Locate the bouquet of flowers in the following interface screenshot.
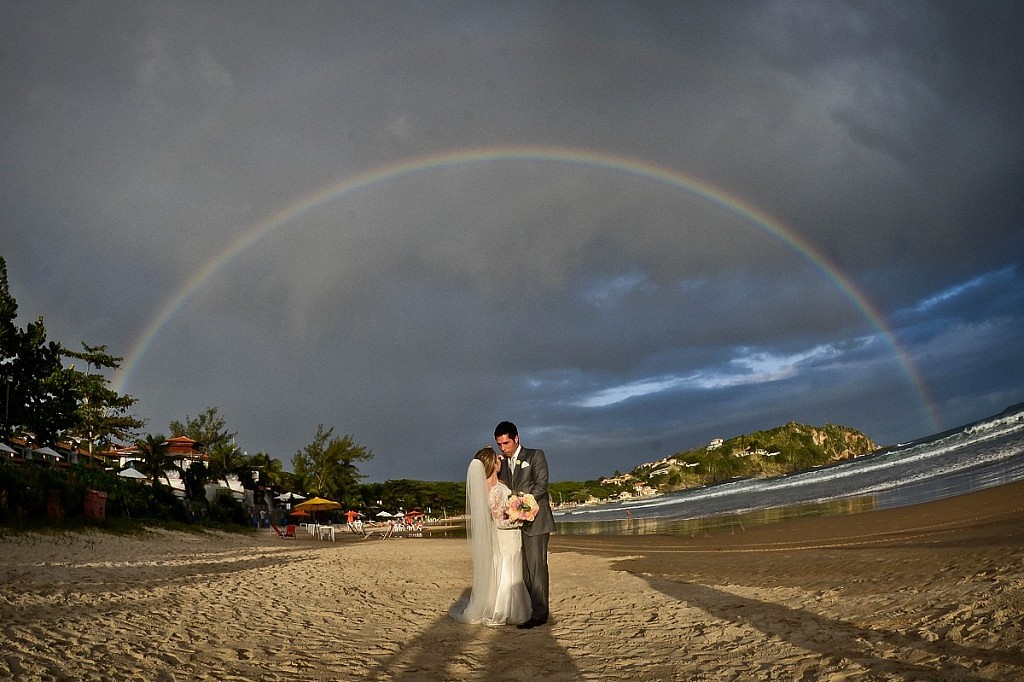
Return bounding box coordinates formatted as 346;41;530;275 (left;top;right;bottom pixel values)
506;492;540;523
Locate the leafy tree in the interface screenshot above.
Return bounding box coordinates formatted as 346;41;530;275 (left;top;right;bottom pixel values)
377;478;424;512
2;257;66;442
0;258;17;347
549;481;591;505
355;479;465;516
62;343;145;451
291;424;372;502
21;330;78;444
423;480;464;517
0;282;67;444
170;406;236;451
360;481;385;509
0;258;142;446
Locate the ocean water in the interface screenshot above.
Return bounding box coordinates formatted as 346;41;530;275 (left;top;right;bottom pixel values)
554;405;1024;536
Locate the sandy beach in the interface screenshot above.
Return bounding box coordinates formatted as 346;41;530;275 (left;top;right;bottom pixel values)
2;482;1023;681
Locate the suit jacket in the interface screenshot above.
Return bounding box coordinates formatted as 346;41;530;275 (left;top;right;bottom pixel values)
501;447;556;536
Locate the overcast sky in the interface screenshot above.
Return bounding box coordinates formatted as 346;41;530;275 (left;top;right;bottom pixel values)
3;1;1022;482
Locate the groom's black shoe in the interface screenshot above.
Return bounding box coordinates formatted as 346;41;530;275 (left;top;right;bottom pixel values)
517;616;548;630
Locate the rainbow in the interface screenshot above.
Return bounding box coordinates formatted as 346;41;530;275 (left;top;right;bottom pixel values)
112;144;939;430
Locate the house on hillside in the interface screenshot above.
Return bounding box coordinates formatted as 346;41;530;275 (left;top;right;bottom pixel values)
632;482;658;497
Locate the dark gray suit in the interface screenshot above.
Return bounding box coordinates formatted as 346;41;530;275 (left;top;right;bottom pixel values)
502;446;555;621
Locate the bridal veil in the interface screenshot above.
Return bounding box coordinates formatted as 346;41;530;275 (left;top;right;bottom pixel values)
449;458;499;623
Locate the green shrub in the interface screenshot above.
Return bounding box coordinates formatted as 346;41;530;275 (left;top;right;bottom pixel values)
1;463;190;528
208;490;248;525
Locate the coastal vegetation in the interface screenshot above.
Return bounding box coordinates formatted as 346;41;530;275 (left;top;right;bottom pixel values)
1;254;877;529
0;256;381;529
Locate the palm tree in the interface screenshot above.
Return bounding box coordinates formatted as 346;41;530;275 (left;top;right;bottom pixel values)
135;433;179;487
207;441;245;488
244;451;287;490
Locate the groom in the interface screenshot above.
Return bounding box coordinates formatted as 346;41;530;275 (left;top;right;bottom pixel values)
495;420;556;629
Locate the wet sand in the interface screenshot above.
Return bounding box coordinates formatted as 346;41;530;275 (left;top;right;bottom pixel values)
2;481;1022;680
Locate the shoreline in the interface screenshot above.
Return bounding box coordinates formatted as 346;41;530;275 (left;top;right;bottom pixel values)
551;477;1024;554
1;481;1021;680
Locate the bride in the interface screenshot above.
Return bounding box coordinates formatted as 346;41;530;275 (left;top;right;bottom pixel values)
450;446;531;626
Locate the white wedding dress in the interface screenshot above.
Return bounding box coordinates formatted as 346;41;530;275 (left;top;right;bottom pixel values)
450;460;531;626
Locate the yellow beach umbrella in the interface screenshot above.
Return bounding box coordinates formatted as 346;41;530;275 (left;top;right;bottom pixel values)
293;496;342;513
293;496;341;524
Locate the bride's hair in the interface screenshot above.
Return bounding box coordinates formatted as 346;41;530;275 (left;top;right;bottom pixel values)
474;446;499;477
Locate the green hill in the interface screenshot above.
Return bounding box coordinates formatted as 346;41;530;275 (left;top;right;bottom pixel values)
551;422;877;505
637;422;877;492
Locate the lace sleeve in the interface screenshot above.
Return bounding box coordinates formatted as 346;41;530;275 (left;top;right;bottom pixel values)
489;483;518;529
487;484;504;523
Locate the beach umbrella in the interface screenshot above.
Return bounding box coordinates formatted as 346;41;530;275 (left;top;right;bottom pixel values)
34;446;65;460
118;466;147;479
0;442;17;454
293;496;342;524
288;509;310;518
275;492;305;502
376;511;393;518
293;496;342;513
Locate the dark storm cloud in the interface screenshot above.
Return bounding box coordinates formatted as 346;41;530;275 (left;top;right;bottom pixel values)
2;1;1021;481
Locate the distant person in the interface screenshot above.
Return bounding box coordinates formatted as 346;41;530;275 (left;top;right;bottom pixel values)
450;446;531;626
345;509;364;535
495;420;556;629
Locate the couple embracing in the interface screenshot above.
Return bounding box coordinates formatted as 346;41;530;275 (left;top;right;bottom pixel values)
451;421;555;629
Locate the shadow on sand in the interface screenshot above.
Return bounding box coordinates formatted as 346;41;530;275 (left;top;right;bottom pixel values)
362;588;580;681
643;577;1024;678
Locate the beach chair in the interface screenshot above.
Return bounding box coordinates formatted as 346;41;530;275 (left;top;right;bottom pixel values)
271;523;296;539
363;523;395;540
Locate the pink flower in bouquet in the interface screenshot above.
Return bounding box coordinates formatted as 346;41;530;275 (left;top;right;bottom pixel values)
506;493;539;522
